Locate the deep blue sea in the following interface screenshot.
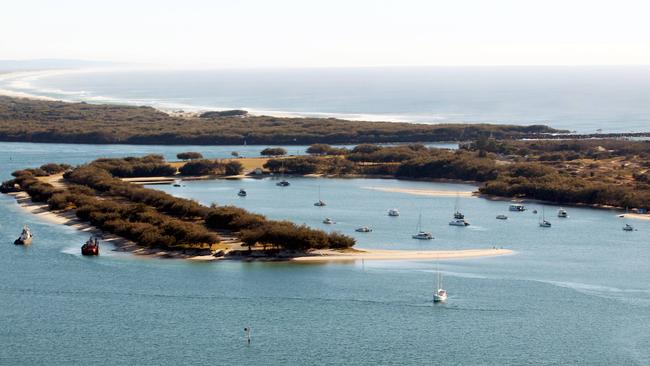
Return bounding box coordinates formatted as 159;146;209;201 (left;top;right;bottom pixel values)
1;142;649;365
2;66;650;133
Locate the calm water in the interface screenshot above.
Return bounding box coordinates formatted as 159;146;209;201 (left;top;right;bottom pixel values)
2;66;650;133
1;142;649;365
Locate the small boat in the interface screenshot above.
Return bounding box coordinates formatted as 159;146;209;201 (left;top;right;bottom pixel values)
314;185;326;206
388;208;400;217
557;208;568;218
14;225;33;245
433;269;447;303
355;226;372;233
532;209;538;214
453;193;465;219
449;218;470;226
539;208;551;227
238;189;247;197
496;214;508;220
623;224;635;232
412;213;433;240
81;236;100;256
172;179;182;187
276;180;290;187
509;203;526;212
323;218;335;224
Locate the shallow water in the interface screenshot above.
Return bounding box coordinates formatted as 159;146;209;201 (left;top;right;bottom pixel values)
1;143;649;365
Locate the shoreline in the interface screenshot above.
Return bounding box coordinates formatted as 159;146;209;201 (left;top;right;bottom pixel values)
7;191;513;263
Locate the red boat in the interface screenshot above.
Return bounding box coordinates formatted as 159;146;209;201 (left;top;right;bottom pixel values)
81;236;100;256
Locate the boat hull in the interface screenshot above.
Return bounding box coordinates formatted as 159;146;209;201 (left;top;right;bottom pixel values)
81;246;99;256
14;237;32;245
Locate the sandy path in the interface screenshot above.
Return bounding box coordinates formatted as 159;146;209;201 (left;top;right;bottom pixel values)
618;213;650;221
292;248;512;262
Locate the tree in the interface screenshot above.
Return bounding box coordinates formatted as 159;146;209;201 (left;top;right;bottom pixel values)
260;147;287;157
177;152;203;160
225;161;244;176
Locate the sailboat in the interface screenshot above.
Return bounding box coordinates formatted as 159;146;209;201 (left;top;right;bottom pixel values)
412;213;433;240
314;185;326;206
539;208;552;227
276;160;290;187
433;263;447;303
557;208;568;218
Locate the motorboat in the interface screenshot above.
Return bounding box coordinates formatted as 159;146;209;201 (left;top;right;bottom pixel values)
276;180;290;187
238;189;247;197
558;208;568;218
14;225;33;245
496;214;508;220
323;218;335;224
388;208;400;217
449;218;470;226
412;214;433;240
172;179;182;187
623;224;635;231
81;236;100;256
509;203;526;212
355;226;372;233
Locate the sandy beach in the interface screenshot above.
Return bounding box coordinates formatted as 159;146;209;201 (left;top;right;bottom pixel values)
292;248;513;262
362;186;476;197
8;191;511;262
618;213;650;221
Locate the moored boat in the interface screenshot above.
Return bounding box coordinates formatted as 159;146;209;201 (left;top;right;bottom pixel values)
355;226;372;233
496;214;508;220
509;203;526;212
14;225;33;245
238;188;247;197
81;236;100;256
449;218;470;226
388;208;400;217
433;269;447;303
412;213;433;239
558;208;568;218
323;218;335;224
623;224;635;231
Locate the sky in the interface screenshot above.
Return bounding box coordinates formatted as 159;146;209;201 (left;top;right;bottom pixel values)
1;0;650;67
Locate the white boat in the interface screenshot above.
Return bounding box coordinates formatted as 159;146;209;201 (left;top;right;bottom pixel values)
509;203;526;212
496;214;508;220
558;208;568;218
172;179;182;187
355;226;372;233
539;208;551;227
432;268;447;303
314;185;326;206
412;213;433;240
14;225;33;245
388;208;400;217
323;218;335;224
275;161;290;186
449;218;470;226
623;224;635;231
238;189;247;197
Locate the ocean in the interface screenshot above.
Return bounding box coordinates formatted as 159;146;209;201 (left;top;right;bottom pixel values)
2;66;650;133
0;142;649;365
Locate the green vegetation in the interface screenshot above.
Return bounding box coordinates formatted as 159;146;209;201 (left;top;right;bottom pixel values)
260;147;287;157
0;96;562;145
265;142;650;210
176;152;203;160
2;155;355;253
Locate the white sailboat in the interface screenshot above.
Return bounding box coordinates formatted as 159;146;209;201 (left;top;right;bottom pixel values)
276;160;290;186
314;185;326;206
412;213;433;240
433;263;447;303
539;208;552;227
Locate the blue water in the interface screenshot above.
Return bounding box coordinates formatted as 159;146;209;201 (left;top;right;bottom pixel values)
3;66;650;134
1;142;650;365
